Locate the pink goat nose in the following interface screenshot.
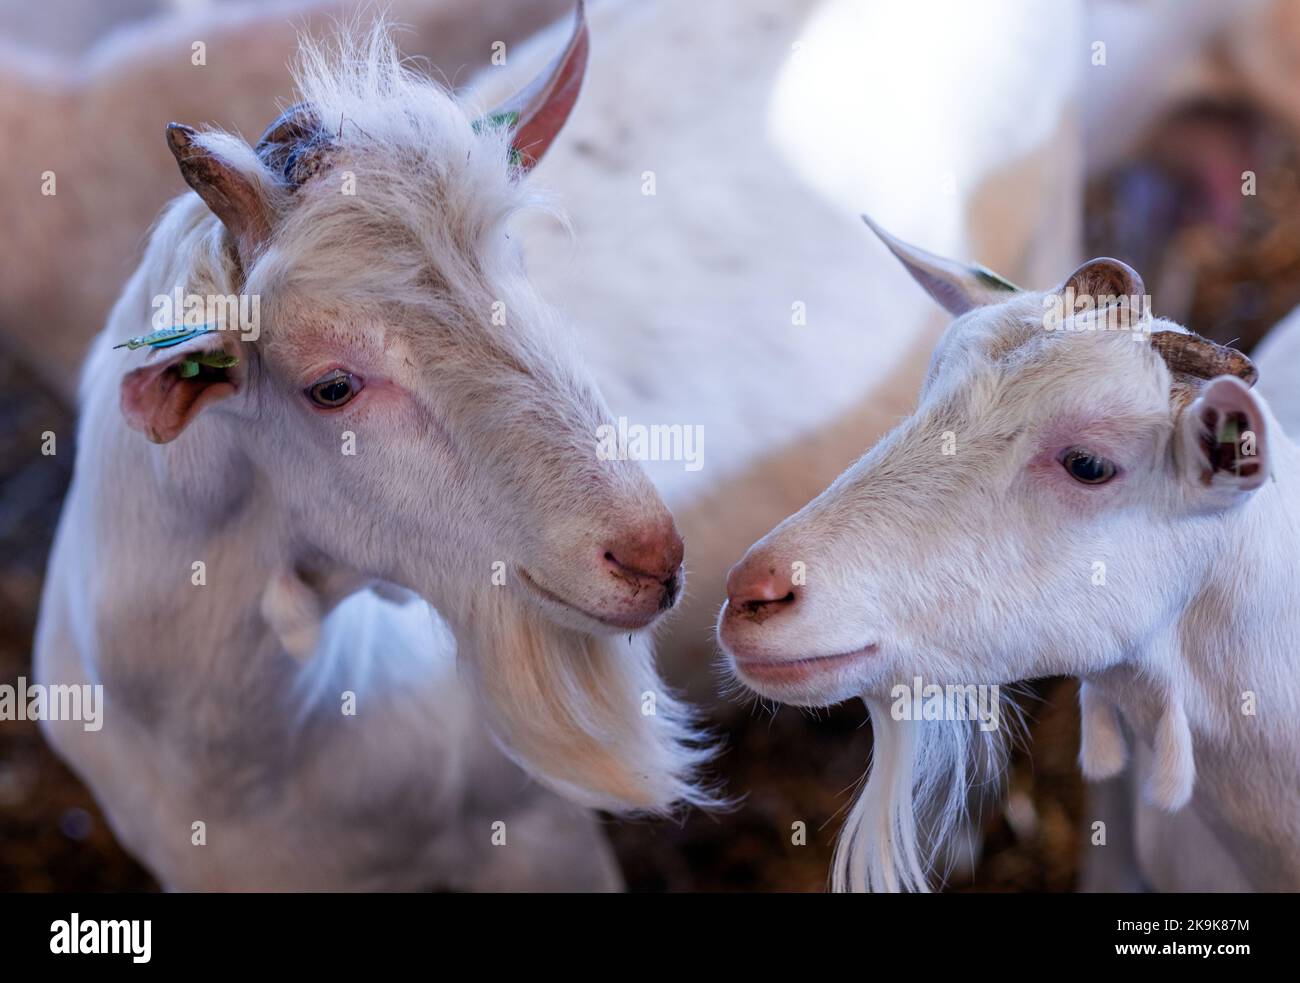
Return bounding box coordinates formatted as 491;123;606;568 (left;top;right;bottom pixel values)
603;520;685;584
726;557;797;614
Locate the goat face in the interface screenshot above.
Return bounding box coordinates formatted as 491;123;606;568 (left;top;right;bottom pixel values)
122;4;683;636
718;226;1269;708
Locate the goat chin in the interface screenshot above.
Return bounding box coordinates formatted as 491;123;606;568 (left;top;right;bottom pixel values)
832;697;1007;893
453;588;716;815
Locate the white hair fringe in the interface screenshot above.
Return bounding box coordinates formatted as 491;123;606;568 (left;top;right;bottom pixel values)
832;696;1009;892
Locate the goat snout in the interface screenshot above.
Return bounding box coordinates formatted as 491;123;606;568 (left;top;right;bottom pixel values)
725;556;797;622
602;520;684;584
599;520;685;615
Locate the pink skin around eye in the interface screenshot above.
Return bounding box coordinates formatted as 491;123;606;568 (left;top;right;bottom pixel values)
299;364;415;421
289;327;421;423
303;366;365;411
296;359;461;463
1023;416;1137;504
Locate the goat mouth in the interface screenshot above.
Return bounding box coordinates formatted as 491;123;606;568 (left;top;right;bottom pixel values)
731;645;878;686
516;567;660;632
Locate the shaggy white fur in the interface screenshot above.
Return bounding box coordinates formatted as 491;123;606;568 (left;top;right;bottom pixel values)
35;15;710;891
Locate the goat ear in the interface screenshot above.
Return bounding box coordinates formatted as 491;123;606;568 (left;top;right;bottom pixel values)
166;123;273;265
120;335;242;444
1175;375;1270;509
861;214;1019;316
481;0;588;173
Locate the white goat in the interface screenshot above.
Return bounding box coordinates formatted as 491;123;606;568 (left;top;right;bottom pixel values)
35;7;710;891
719;219;1300;892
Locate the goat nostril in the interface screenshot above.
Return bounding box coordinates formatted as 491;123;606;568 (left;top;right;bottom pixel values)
724;558;798;617
603;536;683;584
660;571;681;611
741;590;796;614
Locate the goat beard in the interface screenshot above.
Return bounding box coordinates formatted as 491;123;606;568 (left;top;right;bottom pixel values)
831;697;1008;893
452;588;714;815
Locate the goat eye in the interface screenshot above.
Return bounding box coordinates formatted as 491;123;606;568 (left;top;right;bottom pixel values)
306;371;360;408
1061;448;1116;485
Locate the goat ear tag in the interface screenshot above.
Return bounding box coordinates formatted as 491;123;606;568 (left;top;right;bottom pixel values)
1216;416;1240;446
114;325;216;351
119;337;240;444
116;325;238;383
471;110;519;135
181;351;240;374
472;111;523;167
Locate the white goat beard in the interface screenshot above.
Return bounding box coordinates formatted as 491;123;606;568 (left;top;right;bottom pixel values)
456;590;712;814
832;697;1005;893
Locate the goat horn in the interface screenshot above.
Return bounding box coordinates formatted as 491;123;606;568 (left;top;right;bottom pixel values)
255;102;331;188
1150;330;1258;387
481;0;589;172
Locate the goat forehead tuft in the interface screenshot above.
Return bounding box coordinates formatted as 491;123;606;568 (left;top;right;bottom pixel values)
255;20;535;289
918;307;1176;445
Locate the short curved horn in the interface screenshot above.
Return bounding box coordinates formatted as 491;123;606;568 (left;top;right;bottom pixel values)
1151;331;1258;387
255;102;332;188
483;0;589;172
1060;257;1145;302
166;123;272;265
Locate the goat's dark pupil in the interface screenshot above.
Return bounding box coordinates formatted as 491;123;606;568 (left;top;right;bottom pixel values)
1067;452;1109;483
1074;457;1101;479
321;379;349;402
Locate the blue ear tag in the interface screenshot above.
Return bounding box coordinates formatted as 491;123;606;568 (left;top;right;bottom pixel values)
113;324;238;376
114;324;216;351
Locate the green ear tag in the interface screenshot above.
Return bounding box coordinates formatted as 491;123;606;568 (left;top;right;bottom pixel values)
471;111;524;167
1218;417;1240;446
193;352;239;369
177;352;238;378
116;322;236;379
471;110;519;135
